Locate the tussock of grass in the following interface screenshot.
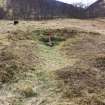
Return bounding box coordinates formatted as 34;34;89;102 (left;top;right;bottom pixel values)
8;30;33;41
0;20;104;105
16;82;37;98
93;55;105;71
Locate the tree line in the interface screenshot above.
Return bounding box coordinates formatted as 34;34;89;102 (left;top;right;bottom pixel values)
0;0;104;20
0;0;86;20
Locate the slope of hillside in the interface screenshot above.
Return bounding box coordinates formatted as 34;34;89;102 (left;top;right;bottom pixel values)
0;19;105;105
5;0;82;19
3;0;105;19
2;0;105;19
86;0;105;18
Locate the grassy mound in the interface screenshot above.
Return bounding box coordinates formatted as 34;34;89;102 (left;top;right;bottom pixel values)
56;54;105;105
56;64;105;96
61;32;103;58
56;29;105;105
0;41;39;83
8;30;34;41
15;81;37;98
93;54;105;71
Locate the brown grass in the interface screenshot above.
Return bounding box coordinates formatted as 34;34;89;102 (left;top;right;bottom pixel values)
0;40;39;83
7;30;33;41
0;19;105;105
55;28;105;105
56;53;105;104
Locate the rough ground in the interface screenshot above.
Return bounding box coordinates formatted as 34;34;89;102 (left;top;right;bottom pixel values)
0;19;105;105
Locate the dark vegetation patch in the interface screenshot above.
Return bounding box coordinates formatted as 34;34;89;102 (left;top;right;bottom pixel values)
93;54;105;71
0;41;39;83
39;36;65;46
15;82;37;98
32;28;101;47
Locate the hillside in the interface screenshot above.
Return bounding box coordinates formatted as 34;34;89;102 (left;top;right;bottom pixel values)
5;0;81;19
1;0;105;19
86;0;105;18
0;18;105;105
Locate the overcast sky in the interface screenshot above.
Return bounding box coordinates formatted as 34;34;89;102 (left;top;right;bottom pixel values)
58;0;97;6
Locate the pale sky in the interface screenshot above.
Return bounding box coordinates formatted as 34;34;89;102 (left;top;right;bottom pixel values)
58;0;97;6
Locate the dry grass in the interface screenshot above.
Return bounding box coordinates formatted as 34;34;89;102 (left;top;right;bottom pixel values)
8;30;34;41
55;27;105;105
61;31;103;58
0;39;39;83
15;82;37;98
56;54;105;105
0;19;105;105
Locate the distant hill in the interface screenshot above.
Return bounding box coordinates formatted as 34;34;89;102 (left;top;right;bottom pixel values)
86;0;105;18
2;0;105;19
4;0;84;20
